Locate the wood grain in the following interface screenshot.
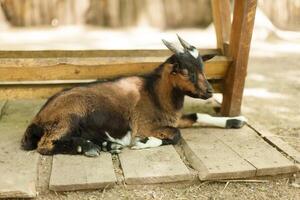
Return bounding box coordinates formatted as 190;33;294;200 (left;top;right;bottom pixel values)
211;0;231;54
211;126;298;176
247;120;300;163
49;153;117;191
0;49;219;58
0;100;44;198
119;146;193;184
0;55;230;82
221;0;257;116
181;128;256;180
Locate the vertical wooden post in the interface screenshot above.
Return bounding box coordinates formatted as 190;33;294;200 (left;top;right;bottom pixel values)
221;0;257;116
211;0;231;55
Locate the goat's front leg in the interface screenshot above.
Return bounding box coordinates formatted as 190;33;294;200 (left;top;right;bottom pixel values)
177;113;247;129
131;126;181;150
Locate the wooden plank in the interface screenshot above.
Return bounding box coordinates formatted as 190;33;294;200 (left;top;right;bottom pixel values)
265;136;300;164
181;128;256;180
221;0;257;116
49;153;117;191
0;48;220;58
248;120;300;163
0;56;230;82
0;81;223;100
211;0;231;54
211;126;298;176
119;145;193;184
0;100;6;115
0;100;44;198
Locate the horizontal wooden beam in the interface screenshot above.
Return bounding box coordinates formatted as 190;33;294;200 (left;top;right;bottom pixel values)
0;56;230;82
0;49;228;99
0;49;220;58
0;81;223;99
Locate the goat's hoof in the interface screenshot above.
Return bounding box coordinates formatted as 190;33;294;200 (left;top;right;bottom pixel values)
109;143;123;154
84;148;100;157
226;116;247;129
83;142;101;157
109;149;122;154
101;141;123;153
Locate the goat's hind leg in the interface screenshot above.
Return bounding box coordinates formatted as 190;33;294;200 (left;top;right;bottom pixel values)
131;126;181;150
101;141;123;154
55;137;102;157
38;133;101;157
178;113;247;128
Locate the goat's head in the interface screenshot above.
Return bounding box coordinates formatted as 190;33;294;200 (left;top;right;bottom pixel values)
162;35;215;100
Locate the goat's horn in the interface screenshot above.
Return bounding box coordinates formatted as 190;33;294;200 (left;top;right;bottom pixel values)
162;39;183;54
177;34;192;49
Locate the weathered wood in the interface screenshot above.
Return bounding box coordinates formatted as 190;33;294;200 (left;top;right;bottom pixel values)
265;136;300;164
49;153;117;191
0;101;6;114
211;0;231;54
247;120;300;163
211;126;298;176
0;80;223;100
0;49;219;58
0;85;69;99
0;55;229;82
221;0;257;116
119;145;193;184
0;100;44;198
181;128;256;180
0;51;228;99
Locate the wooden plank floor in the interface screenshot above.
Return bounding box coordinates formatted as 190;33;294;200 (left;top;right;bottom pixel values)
181;127;298;180
0;100;299;198
210;126;297;176
49;154;117;191
0;100;44;198
119;146;193;184
181;129;256;180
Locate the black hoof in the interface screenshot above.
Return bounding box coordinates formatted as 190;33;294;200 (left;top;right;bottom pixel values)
101;141;123;154
225;119;246;129
82;141;101;157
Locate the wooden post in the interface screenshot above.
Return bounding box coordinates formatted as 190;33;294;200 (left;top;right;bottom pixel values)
221;0;257;116
211;0;231;55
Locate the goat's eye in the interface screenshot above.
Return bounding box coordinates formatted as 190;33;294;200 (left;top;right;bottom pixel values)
181;69;189;76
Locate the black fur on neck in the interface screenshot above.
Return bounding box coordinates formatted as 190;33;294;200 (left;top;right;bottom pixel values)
143;55;184;111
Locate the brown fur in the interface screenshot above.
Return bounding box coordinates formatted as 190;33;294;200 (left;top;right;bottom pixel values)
21;53;214;155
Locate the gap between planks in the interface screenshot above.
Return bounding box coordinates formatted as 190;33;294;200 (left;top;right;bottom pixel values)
214;96;300;165
247;120;300;164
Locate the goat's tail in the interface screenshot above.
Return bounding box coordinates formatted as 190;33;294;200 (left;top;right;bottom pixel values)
21;123;44;150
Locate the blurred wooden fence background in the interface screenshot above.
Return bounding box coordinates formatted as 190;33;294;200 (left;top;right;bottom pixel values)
0;0;212;28
0;0;299;30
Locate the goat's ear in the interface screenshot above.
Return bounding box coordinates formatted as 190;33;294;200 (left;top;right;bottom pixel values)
202;54;216;62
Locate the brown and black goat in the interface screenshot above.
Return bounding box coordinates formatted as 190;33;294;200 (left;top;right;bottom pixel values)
21;35;247;157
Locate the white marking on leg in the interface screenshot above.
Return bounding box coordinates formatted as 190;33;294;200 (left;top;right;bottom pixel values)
105;131;131;146
102;141;107;147
77;146;82;153
131;137;162;150
194;113;247;128
111;143;123;150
